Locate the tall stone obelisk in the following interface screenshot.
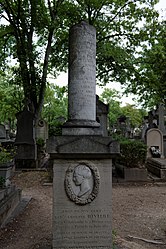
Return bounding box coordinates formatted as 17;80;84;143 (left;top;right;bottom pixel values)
63;21;100;135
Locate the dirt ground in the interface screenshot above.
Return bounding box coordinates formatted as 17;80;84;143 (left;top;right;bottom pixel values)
0;171;166;249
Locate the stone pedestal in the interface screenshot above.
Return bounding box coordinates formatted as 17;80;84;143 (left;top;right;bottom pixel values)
47;136;119;249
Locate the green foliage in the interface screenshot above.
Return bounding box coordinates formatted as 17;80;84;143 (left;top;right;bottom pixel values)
124;20;166;108
36;138;45;148
0;73;23;127
100;88;123;127
0;146;13;165
112;229;117;249
119;140;147;168
42;84;68;135
0;0;161;117
121;104;147;128
100;88;147;129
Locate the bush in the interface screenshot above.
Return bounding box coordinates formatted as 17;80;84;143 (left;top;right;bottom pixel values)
118;140;147;168
0;146;13;165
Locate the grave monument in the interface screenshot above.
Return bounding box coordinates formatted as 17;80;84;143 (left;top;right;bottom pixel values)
15;107;37;168
47;21;119;249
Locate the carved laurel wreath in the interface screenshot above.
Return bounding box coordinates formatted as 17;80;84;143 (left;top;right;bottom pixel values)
64;162;100;205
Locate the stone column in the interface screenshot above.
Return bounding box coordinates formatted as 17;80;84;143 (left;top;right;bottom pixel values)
63;21;100;135
68;21;96;121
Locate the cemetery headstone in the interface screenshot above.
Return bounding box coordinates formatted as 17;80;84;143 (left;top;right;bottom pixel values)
47;21;119;249
15;108;35;145
146;128;163;158
36;119;48;142
96;95;109;136
15;108;37;164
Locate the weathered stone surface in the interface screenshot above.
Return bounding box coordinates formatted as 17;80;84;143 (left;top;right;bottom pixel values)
48;21;120;249
62;126;101;136
115;164;147;182
15;144;37;160
47;135;119;158
96;95;109;136
0;187;22;227
146;158;166;179
68;21;96;122
146;158;166;169
36;120;48;141
53;159;112;249
15;108;35;145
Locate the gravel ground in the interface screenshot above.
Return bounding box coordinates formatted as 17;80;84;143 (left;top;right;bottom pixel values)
0;171;166;249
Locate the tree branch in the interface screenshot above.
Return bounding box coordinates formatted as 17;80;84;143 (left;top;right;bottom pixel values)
37;28;54;118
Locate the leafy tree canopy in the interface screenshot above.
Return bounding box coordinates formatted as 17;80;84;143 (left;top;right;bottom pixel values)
0;0;160;118
42;83;67;135
124;20;166;109
100;88;147;129
0;72;23;128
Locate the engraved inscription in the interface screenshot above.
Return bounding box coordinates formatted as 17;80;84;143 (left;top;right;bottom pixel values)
54;208;112;248
65;162;100;205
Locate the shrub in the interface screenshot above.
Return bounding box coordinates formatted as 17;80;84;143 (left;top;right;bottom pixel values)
118;140;147;168
0;146;13;165
36;138;45;147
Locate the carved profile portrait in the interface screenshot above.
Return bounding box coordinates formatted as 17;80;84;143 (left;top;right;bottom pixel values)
65;162;100;205
73;165;92;197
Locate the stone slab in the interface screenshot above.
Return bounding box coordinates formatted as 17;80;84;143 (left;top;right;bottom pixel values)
47;135;119;159
146;158;166;169
53;159;112;249
3;196;31;227
146;159;166;179
116;164;147;181
0;187;22;227
62;126;102;135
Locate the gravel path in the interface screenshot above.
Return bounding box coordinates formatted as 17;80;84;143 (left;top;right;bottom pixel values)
0;171;166;249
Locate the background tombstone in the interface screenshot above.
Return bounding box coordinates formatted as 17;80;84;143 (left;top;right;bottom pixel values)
96;95;109;136
47;21;119;249
146;128;163;158
36;119;48;142
36;120;49;168
157;104;166;157
15;108;37;168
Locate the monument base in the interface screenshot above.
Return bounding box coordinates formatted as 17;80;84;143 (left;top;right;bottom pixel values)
47;135;119;249
52;158;112;249
62;127;102;135
62;119;102;135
